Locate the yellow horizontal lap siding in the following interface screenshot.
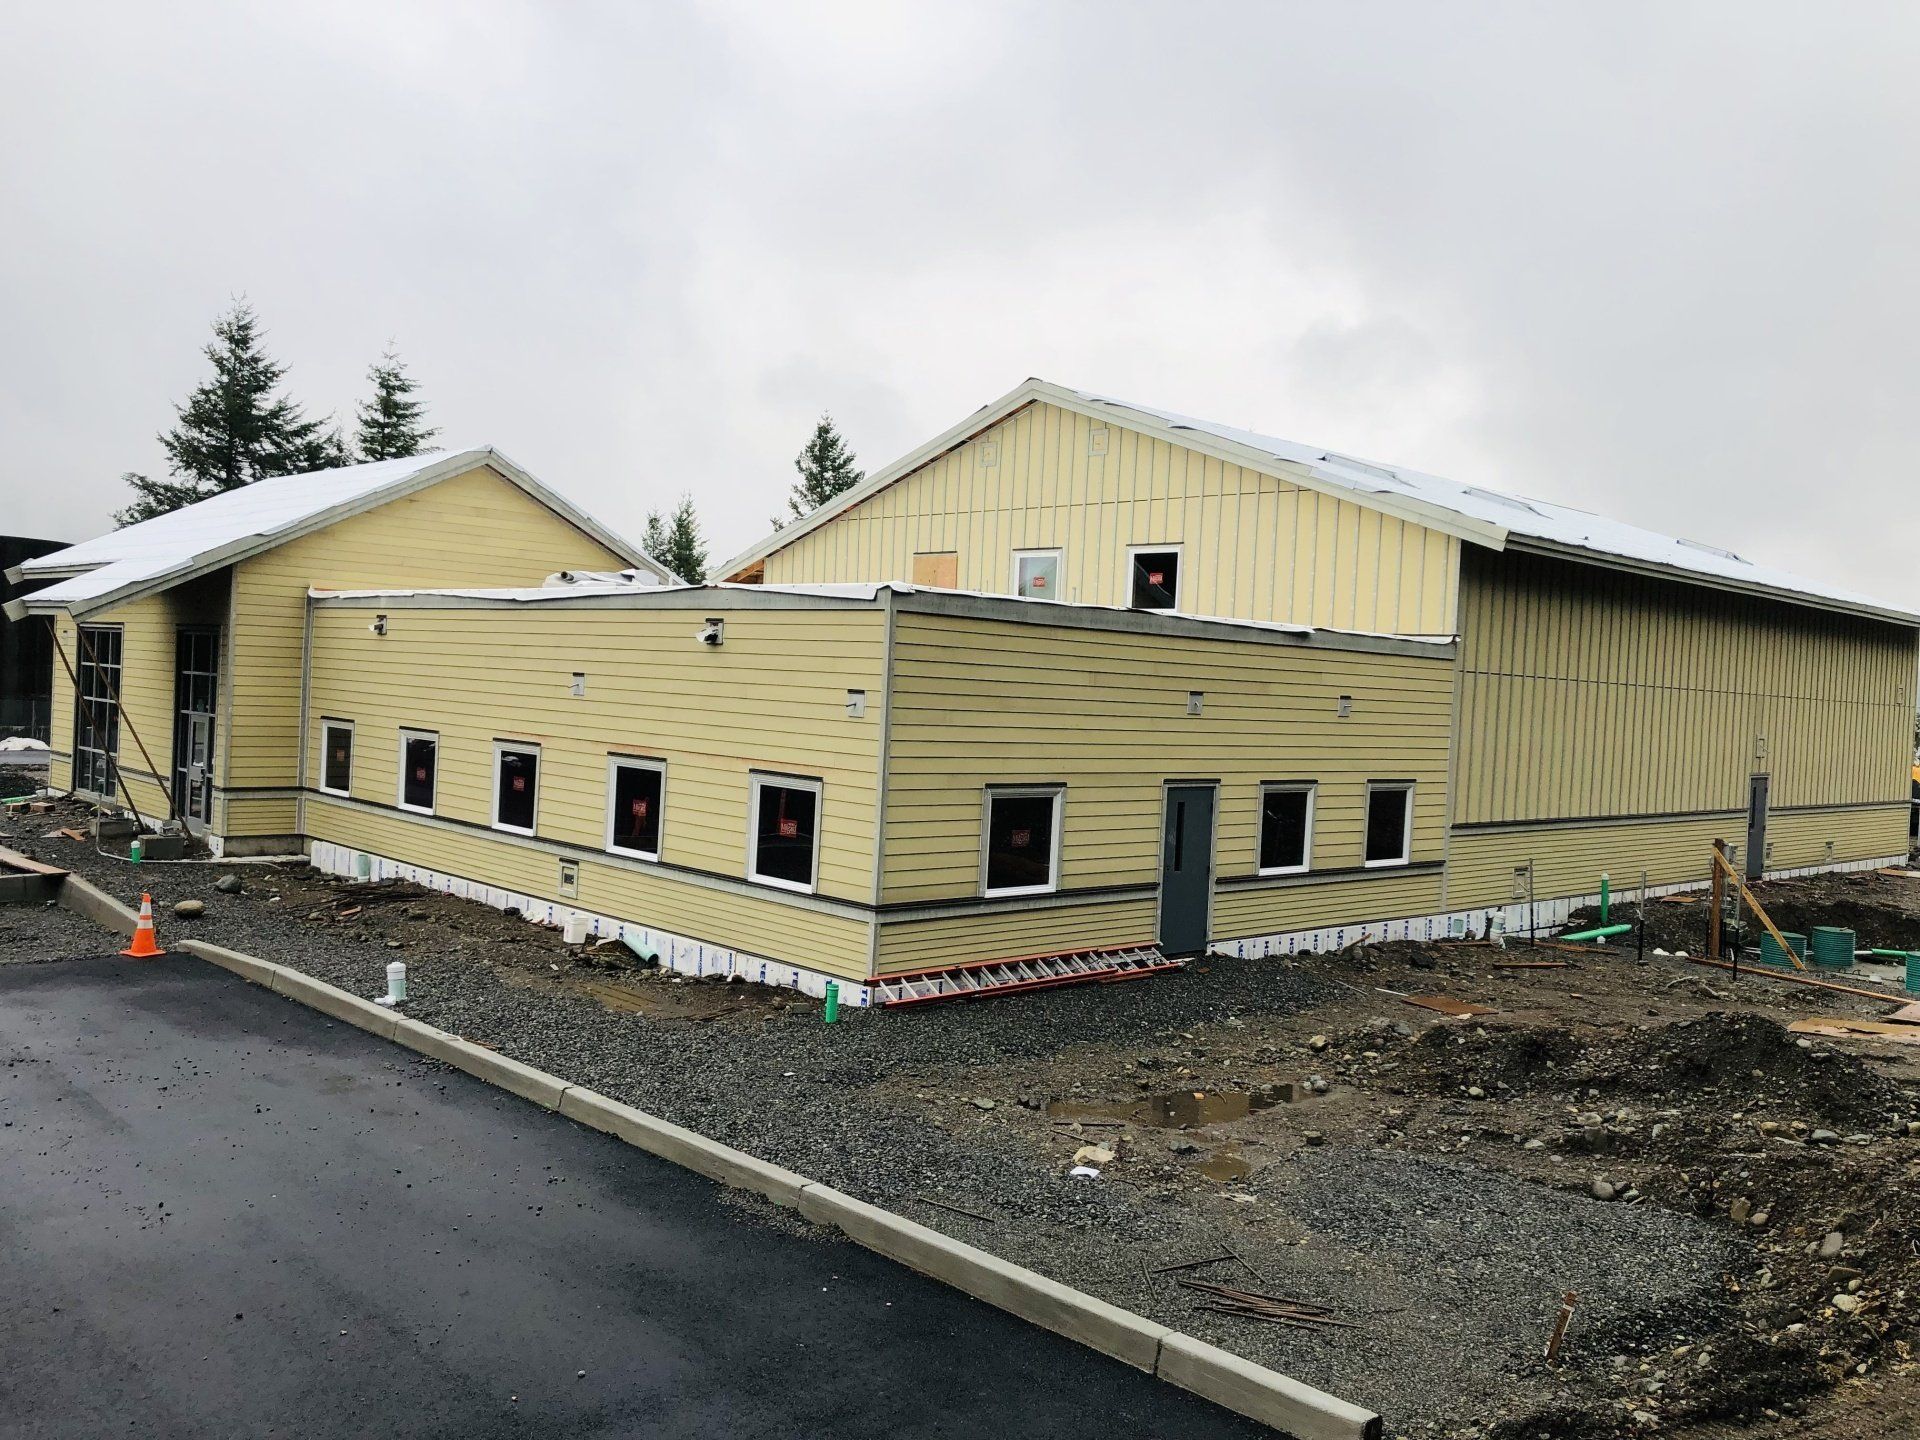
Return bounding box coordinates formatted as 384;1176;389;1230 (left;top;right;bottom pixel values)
1455;549;1918;827
305;798;874;979
223;466;627;836
219;795;299;838
762;401;1460;632
1446;804;1908;913
1764;804;1907;872
873;899;1157;975
302;602;887;978
876;609;1454;967
1210;866;1447;939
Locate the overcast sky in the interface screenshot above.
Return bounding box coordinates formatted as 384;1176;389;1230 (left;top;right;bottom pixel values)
5;2;1917;600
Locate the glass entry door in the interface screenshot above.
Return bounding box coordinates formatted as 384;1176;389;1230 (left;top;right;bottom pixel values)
172;628;220;827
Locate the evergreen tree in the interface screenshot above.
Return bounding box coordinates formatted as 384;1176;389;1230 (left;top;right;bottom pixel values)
775;413;863;527
645;495;708;583
642;510;671;562
117;301;349;525
355;346;438;461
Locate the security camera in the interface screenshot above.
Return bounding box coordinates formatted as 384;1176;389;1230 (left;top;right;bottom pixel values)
697;618;724;647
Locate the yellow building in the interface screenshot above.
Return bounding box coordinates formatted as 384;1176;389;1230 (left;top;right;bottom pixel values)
13;388;1916;1006
7;448;667;855
721;380;1920;959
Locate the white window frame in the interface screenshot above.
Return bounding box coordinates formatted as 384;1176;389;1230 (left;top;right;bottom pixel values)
1010;547;1064;601
747;774;823;895
1126;542;1184;611
604;754;666;861
491;739;542;836
980;784;1066;899
1256;781;1316;876
318;719;355;798
396;728;438;815
1363;781;1415;868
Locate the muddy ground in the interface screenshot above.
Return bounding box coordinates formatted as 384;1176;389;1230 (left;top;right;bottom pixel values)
7;796;1920;1438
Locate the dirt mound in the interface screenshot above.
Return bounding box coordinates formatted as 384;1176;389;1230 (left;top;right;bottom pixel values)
1602;1012;1906;1128
1402;1021;1583;1092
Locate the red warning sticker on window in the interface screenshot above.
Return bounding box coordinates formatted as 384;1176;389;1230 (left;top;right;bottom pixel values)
1011;828;1032;847
1031;575;1047;589
779;818;799;839
512;775;526;792
414;767;428;781
631;798;649;818
1147;571;1165;585
333;747;346;762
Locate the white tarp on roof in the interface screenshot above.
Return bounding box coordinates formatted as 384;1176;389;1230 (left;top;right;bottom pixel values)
19;452;462;609
1068;386;1916;622
16;448;669;614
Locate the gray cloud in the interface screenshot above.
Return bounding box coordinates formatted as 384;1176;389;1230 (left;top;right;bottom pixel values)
4;1;1917;608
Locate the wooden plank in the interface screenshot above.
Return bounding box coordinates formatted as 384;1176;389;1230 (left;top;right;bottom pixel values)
1401;993;1497;1017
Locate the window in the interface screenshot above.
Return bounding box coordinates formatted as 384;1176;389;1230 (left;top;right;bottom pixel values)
493;742;540;834
606;756;665;859
320;721;354;796
72;624;123;798
749;775;821;893
398;730;438;814
1364;782;1414;866
982;786;1063;897
1128;547;1181;610
1012;549;1062;600
1258;783;1315;875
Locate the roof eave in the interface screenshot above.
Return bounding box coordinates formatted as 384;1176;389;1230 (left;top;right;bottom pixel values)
1505;536;1920;627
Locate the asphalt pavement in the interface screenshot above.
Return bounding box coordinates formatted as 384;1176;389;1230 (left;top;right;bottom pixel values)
0;953;1270;1439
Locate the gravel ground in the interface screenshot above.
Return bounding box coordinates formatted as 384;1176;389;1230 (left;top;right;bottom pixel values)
0;899;113;965
0;808;1746;1436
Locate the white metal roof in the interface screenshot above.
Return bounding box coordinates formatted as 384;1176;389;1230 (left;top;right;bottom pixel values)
719;379;1920;627
305;578;1458;655
10;447;669;618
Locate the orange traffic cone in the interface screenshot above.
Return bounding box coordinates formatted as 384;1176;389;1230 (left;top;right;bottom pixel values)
121;892;166;959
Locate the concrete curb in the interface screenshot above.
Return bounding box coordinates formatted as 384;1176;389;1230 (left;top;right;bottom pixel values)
558;1087;811;1208
59;900;1379;1437
797;1182;1171;1372
176;938;285;988
58;874;139;935
1158;1333;1383;1440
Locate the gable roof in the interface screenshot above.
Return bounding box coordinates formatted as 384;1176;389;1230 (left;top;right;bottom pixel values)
720;379;1919;627
6;447;669;620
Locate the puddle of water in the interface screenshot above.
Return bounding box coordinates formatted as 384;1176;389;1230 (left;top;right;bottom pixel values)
1047;1086;1279;1129
1193;1149;1251;1182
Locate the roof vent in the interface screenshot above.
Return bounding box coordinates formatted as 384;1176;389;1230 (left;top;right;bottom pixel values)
1675;537;1746;564
1319;452;1402;483
1462;486;1543;516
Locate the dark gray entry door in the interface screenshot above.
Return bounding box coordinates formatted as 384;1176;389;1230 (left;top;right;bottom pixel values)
1746;773;1770;880
1158;784;1216;958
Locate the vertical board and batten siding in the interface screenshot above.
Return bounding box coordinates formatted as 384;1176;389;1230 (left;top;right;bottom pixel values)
223;467;627;837
43;574;228;821
302;603;886;978
1448;549;1918;909
874;609;1456;972
760;401;1460;633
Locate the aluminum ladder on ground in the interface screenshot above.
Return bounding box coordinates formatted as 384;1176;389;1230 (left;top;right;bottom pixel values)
870;943;1183;1007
